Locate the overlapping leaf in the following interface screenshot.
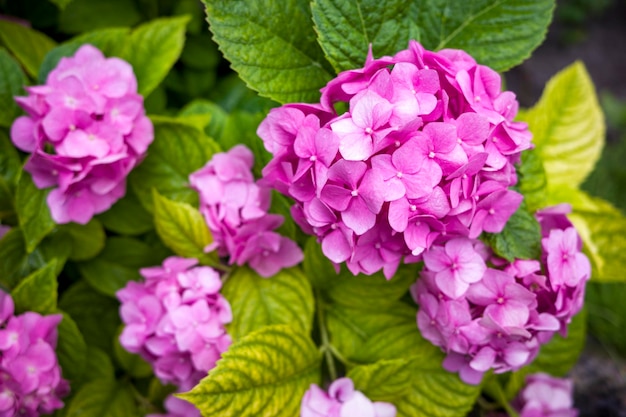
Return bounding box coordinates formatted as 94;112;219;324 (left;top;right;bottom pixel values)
204;0;334;104
56;311;88;383
482;205;542;262
12;259;58;314
0;48;27;128
65;379;138;417
15;172;55;253
0;20;56;77
181;325;321;417
221;267;315;341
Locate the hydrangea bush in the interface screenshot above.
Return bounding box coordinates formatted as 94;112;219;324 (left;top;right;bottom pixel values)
0;0;623;417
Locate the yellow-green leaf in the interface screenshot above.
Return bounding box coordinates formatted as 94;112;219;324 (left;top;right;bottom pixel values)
520;61;605;188
0;20;56;78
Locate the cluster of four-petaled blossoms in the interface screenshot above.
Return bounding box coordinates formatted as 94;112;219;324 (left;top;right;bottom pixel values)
258;40;531;278
0;291;68;417
10;44;153;224
414;205;590;384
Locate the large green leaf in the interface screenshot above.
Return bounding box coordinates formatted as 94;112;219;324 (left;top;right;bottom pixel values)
311;0;420;72
120;16;190;96
129;117;220;212
58;281;121;356
181;324;321;417
58;0;142;34
0;20;56;78
0;130;21;186
59;219;106;261
0;48;27;128
221;267;314;341
77;236;170;297
347;359;412;402
516;148;548;213
152;190;215;264
482;204;542;262
11;259;58;314
204;0;334;104
65;379;139;417
520;61;605;188
15;171;55;253
547;186;626;283
56;310;88;384
416;0;554;71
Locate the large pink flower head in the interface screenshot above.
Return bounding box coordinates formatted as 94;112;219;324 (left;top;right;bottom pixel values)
0;290;69;417
513;373;578;417
116;257;232;390
258;40;530;277
413;206;590;384
189;145;303;278
300;377;396;417
10;44;154;225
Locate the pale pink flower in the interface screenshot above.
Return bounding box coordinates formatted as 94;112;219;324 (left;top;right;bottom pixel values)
515;373;578;417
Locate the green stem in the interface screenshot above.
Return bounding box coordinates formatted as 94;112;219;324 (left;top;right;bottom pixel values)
316;292;337;381
491;381;520;417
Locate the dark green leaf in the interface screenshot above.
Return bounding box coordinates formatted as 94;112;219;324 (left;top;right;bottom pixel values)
65;379;139;417
221;267;314;341
204;0;334;103
483;205;542;262
98;187;153;235
0;48;27;128
0;20;56;77
181;324;321;417
81;346;115;384
58;0;142;34
586;282;626;356
0;129;21;187
59;219;106;261
516;148;547;213
15;172;55;253
56;310;88;383
11;259;58;314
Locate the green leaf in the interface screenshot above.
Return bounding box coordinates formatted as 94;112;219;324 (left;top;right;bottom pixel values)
98;187;153;235
180;324;321;417
416;0;555;71
58;0;142;34
119;16;190;96
39;28;131;82
311;0;420;72
520;61;605;188
546;186;626;283
221;267;314;341
516;148;548;213
11;259;58;314
0;129;21;186
0;228;69;289
482;204;542;262
81;346;116;384
77;236;169;297
59;219;106;261
504;309;586;399
204;0;334;104
586;282;626;356
220;111;270;176
58;281;121;356
129;117;220;212
348;359;412;402
0;177;15;221
56;310;88;383
114;326;153;378
179;99;228;140
65;379;139;417
0;48;27;128
152;190;215;264
49;0;75;10
0;20;57;78
15;172;55;253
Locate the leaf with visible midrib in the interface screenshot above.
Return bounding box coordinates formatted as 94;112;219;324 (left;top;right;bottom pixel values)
415;0;555;71
204;0;334;104
181;324;321;417
520;61;604;188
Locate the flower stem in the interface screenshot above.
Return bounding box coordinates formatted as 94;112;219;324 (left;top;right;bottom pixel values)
316;292;337;381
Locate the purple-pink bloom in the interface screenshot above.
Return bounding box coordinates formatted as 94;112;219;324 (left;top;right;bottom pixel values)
10;44;153;225
147;394;201;417
117;256;232;390
514;373;578;417
301;377;396;417
258;40;531;277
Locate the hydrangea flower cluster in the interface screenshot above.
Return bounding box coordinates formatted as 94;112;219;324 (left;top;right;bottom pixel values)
512;373;578;417
10;44;153;225
189;145;303;277
258;40;531;277
116;256;232;392
0;291;69;417
301;377;396;417
147;394;200;417
413;205;590;384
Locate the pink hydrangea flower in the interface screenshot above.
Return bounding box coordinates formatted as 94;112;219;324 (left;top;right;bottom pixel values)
414;206;590;384
513;373;578;417
147;394;201;417
258;40;530;277
189;145;303;278
116;257;232;390
10;44;153;224
0;290;69;417
301;377;396;417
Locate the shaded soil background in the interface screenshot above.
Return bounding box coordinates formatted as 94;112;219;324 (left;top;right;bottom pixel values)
505;1;626;416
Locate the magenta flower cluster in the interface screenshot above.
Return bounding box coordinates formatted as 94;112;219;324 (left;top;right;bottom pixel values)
11;44;153;225
301;377;396;417
413;205;590;384
513;373;578;417
116;257;232;392
0;291;68;417
189;145;303;277
258;40;531;277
